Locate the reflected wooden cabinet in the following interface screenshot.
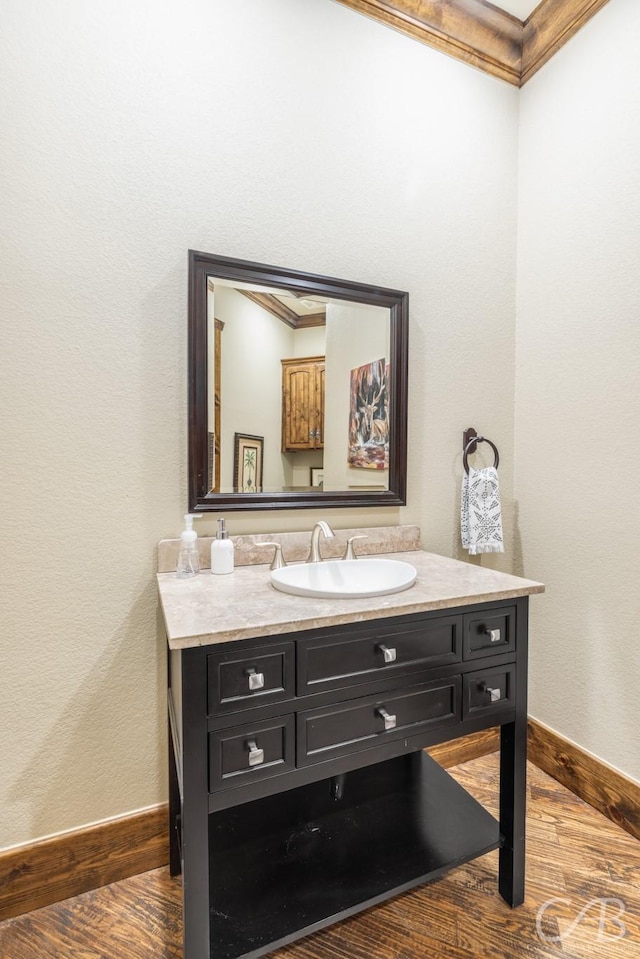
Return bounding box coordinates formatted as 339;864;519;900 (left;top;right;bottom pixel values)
281;355;325;452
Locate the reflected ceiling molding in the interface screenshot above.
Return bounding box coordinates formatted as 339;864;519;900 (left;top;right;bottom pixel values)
240;291;326;329
296;313;326;329
241;290;299;328
334;0;612;87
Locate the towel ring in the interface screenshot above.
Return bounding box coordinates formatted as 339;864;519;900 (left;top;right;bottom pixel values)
463;436;499;475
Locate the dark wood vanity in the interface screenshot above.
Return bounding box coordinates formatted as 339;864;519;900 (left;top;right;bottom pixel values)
161;555;541;959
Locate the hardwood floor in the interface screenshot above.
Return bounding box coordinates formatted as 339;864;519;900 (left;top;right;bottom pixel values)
1;754;638;959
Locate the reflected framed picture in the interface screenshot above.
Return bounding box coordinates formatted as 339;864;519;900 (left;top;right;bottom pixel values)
348;357;390;470
310;468;324;488
233;433;264;492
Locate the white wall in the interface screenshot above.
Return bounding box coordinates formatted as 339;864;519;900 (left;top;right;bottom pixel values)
324;302;390;490
0;0;518;848
213;287;294;492
516;0;640;781
292;326;326;359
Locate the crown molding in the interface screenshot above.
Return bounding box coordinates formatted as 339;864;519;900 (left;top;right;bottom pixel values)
521;0;612;84
240;290;300;328
240;291;326;329
334;0;612;87
334;0;522;85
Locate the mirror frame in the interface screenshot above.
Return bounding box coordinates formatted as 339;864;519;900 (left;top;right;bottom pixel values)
188;250;409;512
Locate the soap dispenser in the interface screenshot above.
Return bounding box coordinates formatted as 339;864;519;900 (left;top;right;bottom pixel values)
211;518;234;574
176;514;202;578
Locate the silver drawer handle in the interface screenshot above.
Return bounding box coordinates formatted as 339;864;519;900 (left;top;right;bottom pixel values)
482;684;501;702
246;739;264;766
246;668;265;691
484;628;501;643
377;644;397;664
376;706;397;730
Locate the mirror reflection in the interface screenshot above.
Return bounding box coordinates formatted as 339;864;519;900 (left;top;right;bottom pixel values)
207;278;391;495
188;251;408;512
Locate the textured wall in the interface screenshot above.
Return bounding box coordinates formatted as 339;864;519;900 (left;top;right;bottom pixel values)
213;286;294;492
0;0;518;848
516;0;640;781
323;303;389;491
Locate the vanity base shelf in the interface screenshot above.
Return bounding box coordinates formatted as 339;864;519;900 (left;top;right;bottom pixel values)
207;750;501;959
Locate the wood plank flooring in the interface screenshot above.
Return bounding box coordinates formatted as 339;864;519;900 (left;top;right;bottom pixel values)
1;754;638;959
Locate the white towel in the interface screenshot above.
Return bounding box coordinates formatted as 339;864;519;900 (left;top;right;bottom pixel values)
461;466;504;555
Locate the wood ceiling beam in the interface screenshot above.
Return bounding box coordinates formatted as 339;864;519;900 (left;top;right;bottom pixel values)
334;0;612;87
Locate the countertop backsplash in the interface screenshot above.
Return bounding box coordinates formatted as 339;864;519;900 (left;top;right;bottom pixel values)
158;524;421;573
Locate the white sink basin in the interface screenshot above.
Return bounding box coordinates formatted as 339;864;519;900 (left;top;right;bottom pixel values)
270;558;417;599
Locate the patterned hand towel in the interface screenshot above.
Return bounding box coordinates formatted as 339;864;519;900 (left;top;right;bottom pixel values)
461;466;504;555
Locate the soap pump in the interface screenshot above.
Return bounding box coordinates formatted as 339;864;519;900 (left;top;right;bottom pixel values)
211;518;234;574
176;514;202;579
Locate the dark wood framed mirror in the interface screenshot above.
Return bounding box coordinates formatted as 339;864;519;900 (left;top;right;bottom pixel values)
188;251;408;512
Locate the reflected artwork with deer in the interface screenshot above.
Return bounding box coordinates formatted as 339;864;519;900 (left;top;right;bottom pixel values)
348;358;390;469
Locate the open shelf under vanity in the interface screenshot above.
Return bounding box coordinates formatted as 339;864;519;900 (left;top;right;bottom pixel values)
207;751;501;959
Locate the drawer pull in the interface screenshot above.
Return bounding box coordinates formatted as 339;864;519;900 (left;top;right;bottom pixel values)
377;644;397;664
376;706;397;730
484;628;501;644
481;684;501;702
246;739;265;766
246;668;265;691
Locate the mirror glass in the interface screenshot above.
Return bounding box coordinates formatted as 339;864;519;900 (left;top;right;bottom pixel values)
188;252;408;511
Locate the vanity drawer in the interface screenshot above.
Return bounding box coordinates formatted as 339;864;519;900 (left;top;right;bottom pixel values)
297;677;460;767
208;715;295;792
297;615;462;696
463;607;515;660
463;665;516;718
207;642;295;715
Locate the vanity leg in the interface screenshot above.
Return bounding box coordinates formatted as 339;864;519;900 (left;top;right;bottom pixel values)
498;719;527;906
168;720;181;876
181;648;211;959
167;645;181;877
498;597;529;907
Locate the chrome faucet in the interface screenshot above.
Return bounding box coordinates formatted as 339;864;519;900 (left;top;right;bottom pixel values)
306;520;335;563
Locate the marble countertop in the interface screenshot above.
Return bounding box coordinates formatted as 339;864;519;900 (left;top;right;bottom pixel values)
158;549;544;650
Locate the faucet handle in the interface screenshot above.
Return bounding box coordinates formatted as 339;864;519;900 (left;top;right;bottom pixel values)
260;542;287;570
342;535;368;561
